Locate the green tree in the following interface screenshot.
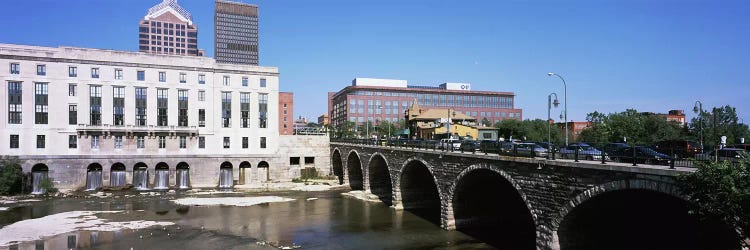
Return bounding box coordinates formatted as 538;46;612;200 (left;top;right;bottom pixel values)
690;105;750;149
677;159;750;247
494;119;563;143
481;118;492;127
334;121;357;139
377;120;398;138
578;109;683;145
0;158;24;195
495;119;524;140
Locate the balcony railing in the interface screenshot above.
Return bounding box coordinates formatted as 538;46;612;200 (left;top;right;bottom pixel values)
76;124;199;136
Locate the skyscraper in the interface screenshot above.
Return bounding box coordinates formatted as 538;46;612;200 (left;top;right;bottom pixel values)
139;0;203;56
215;0;259;65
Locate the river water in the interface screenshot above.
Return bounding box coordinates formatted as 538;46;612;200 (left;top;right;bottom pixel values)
0;189;492;249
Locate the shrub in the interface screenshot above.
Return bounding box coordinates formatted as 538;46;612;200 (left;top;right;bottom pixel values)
39;177;58;196
0;158;24;195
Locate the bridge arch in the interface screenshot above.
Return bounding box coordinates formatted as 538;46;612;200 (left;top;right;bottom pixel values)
553;179;741;250
447;163;536;249
331;148;344;184
367;152;393;206
395;157;443;224
346;150;364;190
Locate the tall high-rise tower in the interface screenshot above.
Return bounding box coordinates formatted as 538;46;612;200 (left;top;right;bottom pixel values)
139;0;203;56
214;0;259;65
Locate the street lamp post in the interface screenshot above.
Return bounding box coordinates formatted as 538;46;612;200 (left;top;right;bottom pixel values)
548;93;560;159
548;73;568;146
693;101;703;151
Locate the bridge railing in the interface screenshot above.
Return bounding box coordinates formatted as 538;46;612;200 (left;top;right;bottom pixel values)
330;138;718;168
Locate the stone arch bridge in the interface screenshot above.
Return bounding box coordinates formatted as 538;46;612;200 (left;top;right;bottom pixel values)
330;142;741;250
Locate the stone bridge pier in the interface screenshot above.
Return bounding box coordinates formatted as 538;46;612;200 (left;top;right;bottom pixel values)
330;143;742;250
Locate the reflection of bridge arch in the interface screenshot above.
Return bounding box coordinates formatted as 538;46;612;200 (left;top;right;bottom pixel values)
367;153;392;206
346;150;364;190
448;164;536;249
331;148;343;184
554;180;740;250
396;158;442;224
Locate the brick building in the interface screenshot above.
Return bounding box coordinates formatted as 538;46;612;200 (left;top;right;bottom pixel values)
279;92;293;135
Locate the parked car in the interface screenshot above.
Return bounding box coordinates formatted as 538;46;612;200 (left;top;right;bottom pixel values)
515;143;548;157
459;140;480;152
601;143;630;157
695;148;747;161
652;140;702;158
560;143;606;160
612;146;671;165
535;142;559;153
498;141;517;154
727;144;750;151
438;138;461;150
480;140;500;153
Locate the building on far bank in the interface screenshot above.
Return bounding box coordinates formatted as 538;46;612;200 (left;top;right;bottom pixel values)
0;43;287;191
557;121;592;141
139;0;203;56
328;78;522;133
318;114;329;126
405;101;478;140
279;92;293;135
641;110;687;126
214;0;259;65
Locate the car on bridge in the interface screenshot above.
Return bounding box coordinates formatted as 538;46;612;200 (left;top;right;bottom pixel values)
611;146;672;165
479;140;500;153
515;143;548;157
459;139;480;152
560;143;606;161
695;148;747;162
438;138;461;150
601;143;630;157
652;140;703;158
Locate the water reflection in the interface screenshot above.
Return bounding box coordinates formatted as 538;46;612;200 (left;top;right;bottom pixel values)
0;191;490;249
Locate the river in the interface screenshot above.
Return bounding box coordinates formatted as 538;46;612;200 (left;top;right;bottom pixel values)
0;189;492;249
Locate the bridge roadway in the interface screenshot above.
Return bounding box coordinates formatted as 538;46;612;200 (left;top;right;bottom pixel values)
330;142;741;250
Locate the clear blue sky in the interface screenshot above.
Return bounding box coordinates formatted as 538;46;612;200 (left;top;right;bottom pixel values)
2;0;749;123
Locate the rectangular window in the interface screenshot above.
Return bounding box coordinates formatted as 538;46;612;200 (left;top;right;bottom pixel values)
8;82;22;124
10;135;19;148
240;92;250;128
137;136;145;148
91;68;99;78
68;66;77;77
198;136;205;148
223;75;230;86
35;83;48;124
114;69;123;80
37;65;46;76
179;73;186;83
113;86;125;126
223;137;230;148
198;109;205;127
198;90;205;101
222;92;231;127
137;70;145;81
36;135;45;148
159;72;166;82
89;85;102;125
260;137;267;149
69;105;77;125
258;93;268;128
91;135;100;149
135;87;147;126
305;157;315;165
179;136;186;149
68;84;77;96
198;74;205;84
290;157;300;165
242;77;248;87
260;78;266;88
68;135;77;148
10;63;19;74
242;137;248;148
114;136;123;149
178;90;188;126
157;89;168;126
159;136;166;148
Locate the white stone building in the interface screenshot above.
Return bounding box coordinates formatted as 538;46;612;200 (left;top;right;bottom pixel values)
0;43;330;192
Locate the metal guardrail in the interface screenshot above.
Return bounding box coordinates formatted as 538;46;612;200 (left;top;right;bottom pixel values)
330;138;715;168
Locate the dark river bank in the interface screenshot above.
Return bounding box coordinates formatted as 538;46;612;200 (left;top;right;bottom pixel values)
0;189;492;249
